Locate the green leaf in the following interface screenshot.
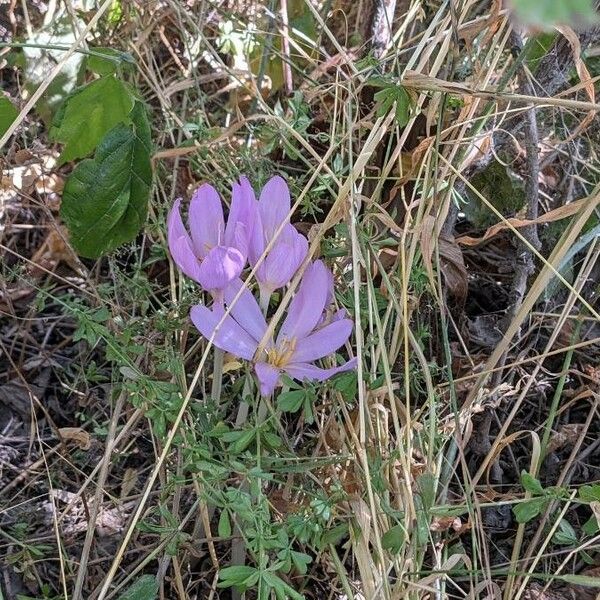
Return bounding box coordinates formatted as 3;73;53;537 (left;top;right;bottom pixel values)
116;575;158;600
510;0;598;28
51;76;135;164
332;371;357;401
218;510;231;538
218;565;260;589
382;524;406;553
521;471;545;496
290;550;312;575
513;497;547;523
321;522;348;546
374;85;413;126
60;102;152;258
554;573;600;587
0;95;18;137
579;485;600;502
277;390;305;413
552;518;578;546
583;514;600;536
87;47;135;76
262;572;304;600
227;429;256;454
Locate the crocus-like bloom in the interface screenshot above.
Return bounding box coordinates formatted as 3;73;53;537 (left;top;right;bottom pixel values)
167;178;255;300
190;260;356;395
249;176;308;303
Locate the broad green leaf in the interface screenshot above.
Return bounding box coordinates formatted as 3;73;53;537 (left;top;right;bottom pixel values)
61;102;152;258
382;524;406;553
510;0;598;28
87;47;135;76
583;514;600;535
51;76;135;164
0;95;18;137
116;575;158;600
513;497;547;523
277;390;305;413
579;484;600;502
218;510;232;538
521;471;545;496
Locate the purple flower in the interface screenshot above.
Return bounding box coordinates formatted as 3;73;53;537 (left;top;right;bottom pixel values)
249;176;308;300
190;260;356;395
167;178;256;299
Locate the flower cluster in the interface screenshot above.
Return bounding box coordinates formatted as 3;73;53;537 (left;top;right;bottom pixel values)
168;176;356;395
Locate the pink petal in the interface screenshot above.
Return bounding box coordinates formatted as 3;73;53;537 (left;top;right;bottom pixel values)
249;210;265;266
256;225;308;291
225;177;257;254
224;279;268;344
258;175;291;240
285;358;357;383
190;304;258;360
197;245;245;291
189;184;225;258
291;318;353;363
254;362;282;396
167;199;202;282
279;260;330;342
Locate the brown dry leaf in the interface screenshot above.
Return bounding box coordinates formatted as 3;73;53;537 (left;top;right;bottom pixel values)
430;515;471;534
461;133;492;171
456;195;590;246
419;214;437;291
59;427;91;450
120;468;139;499
397;136;434;184
30;226;80;276
439;234;467;304
547;423;585;453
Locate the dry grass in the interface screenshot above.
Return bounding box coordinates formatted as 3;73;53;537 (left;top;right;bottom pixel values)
1;0;600;599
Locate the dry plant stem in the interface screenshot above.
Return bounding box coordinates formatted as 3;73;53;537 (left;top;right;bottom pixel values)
516;402;598;599
280;0;293;95
72;391;126;600
477;32;542;468
469;204;600;490
501;31;541;336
